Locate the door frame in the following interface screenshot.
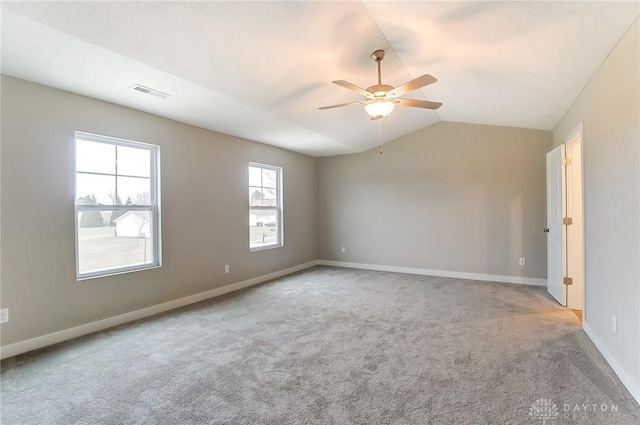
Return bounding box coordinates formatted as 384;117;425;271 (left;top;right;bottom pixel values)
564;122;585;317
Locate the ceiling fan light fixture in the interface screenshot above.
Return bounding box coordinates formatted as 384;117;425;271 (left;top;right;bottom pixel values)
364;100;395;118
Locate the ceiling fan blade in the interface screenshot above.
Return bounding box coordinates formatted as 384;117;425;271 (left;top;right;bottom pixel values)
318;100;369;110
332;80;373;97
386;74;437;98
393;98;443;110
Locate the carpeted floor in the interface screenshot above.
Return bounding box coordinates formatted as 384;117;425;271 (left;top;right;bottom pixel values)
2;266;639;424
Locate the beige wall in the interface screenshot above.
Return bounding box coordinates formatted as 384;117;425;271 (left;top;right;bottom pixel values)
318;121;552;279
0;75;318;346
553;19;639;393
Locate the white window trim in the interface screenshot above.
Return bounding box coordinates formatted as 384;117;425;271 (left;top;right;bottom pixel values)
74;131;162;280
249;162;283;252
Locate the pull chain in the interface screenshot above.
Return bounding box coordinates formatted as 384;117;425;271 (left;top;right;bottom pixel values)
378;119;383;155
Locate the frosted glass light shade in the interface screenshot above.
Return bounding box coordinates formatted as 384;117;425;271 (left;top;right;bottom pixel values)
364;100;395;118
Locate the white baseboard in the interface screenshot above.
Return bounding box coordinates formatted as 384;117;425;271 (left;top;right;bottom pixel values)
583;321;640;405
318;260;547;286
0;260;319;360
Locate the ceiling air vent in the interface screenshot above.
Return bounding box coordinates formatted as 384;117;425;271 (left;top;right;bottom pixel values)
129;84;170;100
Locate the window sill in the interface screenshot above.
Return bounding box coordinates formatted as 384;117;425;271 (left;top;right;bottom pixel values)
77;264;161;281
250;243;283;253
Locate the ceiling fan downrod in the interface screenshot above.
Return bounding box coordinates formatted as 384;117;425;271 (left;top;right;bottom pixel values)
372;49;385;85
367;50;393;96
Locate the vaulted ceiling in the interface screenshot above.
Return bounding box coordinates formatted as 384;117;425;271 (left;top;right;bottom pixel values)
2;1;638;157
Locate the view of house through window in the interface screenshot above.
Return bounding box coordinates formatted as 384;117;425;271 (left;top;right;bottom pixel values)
249;163;282;250
75;132;161;278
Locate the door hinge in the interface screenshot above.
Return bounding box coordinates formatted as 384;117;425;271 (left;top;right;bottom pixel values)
563;217;573;225
562;157;572;166
563;277;573;285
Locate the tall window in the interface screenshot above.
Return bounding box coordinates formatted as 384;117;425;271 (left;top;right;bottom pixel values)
74;132;161;279
249;163;283;251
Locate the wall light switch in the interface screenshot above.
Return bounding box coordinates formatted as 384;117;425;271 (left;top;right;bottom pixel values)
224;264;230;274
519;257;526;266
341;247;346;254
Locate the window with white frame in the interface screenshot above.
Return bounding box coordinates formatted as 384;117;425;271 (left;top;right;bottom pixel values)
249;163;282;251
74;132;161;279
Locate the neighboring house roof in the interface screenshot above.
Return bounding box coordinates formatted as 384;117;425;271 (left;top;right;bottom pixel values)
113;211;149;223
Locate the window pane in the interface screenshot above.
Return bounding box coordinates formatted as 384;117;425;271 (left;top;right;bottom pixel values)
77;210;155;274
76;173;115;205
249;187;264;207
249;166;262;187
117;145;150;177
262;168;277;188
262;188;277;206
117;176;151;205
249;209;279;248
76;139;115;174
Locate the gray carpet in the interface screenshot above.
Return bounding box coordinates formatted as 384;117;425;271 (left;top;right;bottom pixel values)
2;266;639;424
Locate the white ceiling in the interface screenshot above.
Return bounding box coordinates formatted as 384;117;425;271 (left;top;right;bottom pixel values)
1;1;638;157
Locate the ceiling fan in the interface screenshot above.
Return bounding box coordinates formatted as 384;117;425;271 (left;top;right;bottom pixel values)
319;49;442;120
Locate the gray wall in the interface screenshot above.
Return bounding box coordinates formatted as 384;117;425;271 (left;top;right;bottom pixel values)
318;121;552;279
553;19;639;392
1;75;318;346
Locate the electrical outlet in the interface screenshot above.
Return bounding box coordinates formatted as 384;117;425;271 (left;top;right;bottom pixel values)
0;308;8;324
224;264;230;274
612;314;617;333
519;257;526;266
341;247;346;254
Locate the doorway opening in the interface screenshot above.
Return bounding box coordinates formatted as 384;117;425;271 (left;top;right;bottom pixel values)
545;123;584;321
565;125;584;320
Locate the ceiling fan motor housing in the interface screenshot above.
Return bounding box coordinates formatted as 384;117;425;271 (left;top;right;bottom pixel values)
366;84;393;97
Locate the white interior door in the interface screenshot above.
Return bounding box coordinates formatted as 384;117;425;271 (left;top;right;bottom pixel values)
546;145;566;305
